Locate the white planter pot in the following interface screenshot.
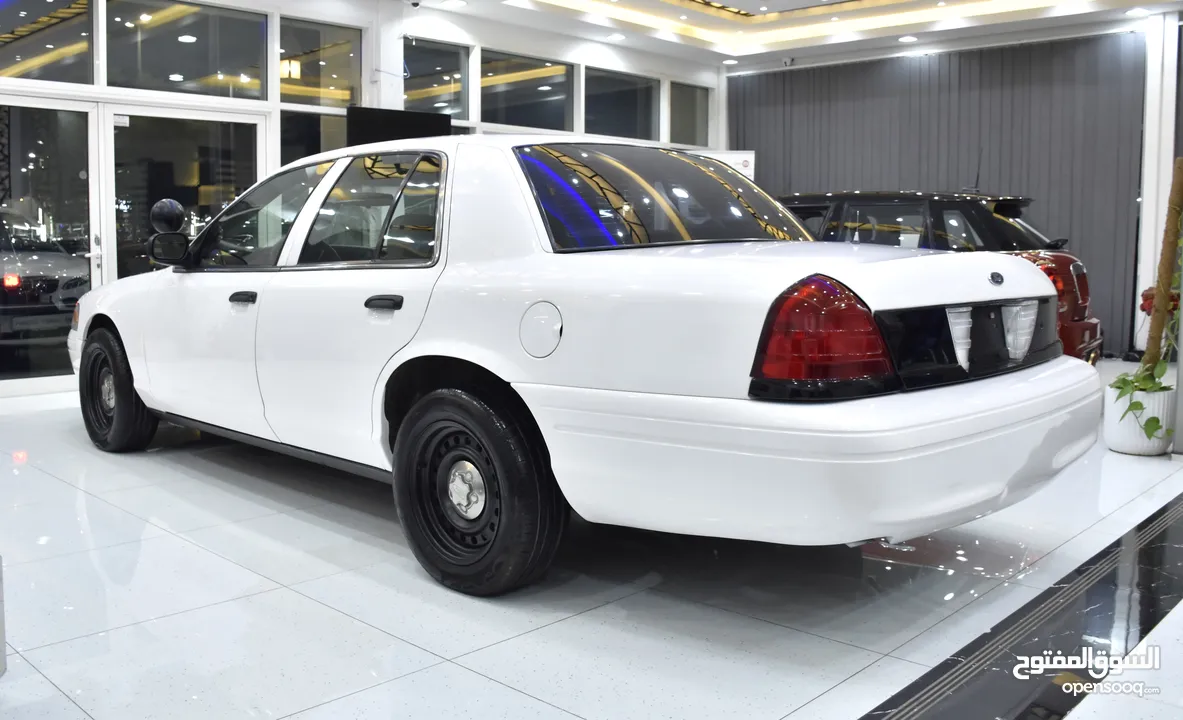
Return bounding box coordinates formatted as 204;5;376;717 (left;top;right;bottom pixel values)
1104;386;1177;456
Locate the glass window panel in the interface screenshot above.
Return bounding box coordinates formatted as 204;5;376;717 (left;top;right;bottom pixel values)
670;82;710;146
481;50;572;131
585;68;658;140
279;19;361;108
0;105;92;380
200;163;330;267
0;0;92;83
106;0;266;99
840;203;928;249
403;38;467;119
113;115;257;278
281;111;347;167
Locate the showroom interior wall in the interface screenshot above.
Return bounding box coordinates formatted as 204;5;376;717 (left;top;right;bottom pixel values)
729;32;1147;353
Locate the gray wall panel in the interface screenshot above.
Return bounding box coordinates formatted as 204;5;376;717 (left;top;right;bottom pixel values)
730;33;1146;351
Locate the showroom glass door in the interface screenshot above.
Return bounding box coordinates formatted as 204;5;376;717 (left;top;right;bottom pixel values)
0;95;100;385
99;106;265;283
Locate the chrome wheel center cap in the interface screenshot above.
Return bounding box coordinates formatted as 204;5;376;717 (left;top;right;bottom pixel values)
446;460;486;520
99;372;115;411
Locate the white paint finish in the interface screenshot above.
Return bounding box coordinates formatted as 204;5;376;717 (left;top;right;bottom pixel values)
3;534;277;650
23;588;440;720
0;655;91;720
287;662;580;720
519;301;563;358
73;134;1102;548
293;557;646;658
517;356;1099;543
1137;12;1180;351
458;590;881;720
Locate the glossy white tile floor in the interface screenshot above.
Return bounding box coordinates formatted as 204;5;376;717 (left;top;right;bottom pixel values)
1;387;1182;720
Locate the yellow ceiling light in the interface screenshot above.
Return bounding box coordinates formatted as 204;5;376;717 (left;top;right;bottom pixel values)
404;65;566;102
280;59;301;79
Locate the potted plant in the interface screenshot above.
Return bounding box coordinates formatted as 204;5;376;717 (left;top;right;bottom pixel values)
1105;159;1183;455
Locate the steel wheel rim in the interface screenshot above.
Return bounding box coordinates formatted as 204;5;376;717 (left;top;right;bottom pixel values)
410;420;501;566
82;349;114;434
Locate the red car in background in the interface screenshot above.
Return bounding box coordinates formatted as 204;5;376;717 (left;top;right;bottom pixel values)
779;191;1102;363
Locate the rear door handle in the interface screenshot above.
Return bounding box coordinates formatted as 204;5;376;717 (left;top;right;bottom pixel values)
365;294;403;311
229;291;257;304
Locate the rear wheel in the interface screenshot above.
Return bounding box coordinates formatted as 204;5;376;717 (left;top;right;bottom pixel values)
393;388;565;596
79;328;158;452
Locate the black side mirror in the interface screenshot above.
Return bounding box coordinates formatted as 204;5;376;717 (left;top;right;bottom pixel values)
149;232;190;265
149;199;186;234
1047;237;1069;249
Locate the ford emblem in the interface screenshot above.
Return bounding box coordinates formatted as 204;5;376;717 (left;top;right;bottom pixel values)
989;272;1004;286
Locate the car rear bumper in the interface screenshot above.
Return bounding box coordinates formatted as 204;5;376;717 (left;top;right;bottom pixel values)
516;355;1101;546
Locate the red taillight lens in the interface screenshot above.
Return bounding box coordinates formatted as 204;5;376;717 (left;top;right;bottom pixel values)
1038;263;1065;295
754;275;894;382
2;273;19;289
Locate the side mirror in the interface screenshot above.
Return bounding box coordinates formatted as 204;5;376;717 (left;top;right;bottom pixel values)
149;198;186;234
149;232;190;265
1047;237;1069;250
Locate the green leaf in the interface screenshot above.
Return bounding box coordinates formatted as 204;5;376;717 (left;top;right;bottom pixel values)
1144;416;1163;440
1155;360;1168;379
1122;400;1146;422
1116;385;1136;402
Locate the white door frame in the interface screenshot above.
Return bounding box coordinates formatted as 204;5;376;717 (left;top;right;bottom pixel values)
98;103;268;286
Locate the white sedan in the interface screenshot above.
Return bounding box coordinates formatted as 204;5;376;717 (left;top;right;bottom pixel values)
68;135;1101;595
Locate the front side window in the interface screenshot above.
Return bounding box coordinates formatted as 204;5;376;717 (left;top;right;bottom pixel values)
200;163;331;267
298;153;440;265
839;203;928;249
516;144;808;251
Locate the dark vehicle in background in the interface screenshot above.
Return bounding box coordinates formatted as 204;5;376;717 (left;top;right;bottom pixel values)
780;191;1102;364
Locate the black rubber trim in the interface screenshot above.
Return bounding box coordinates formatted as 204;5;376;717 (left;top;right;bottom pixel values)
155;412;391;483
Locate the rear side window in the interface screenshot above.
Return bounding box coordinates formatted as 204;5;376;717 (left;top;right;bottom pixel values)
839;203;928;249
515;143;809;251
786;205;830;237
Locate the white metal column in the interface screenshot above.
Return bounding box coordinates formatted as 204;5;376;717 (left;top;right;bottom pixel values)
1137;13;1179;351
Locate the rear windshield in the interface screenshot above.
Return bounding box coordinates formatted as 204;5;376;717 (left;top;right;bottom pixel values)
979;212;1049;252
515;144;809;251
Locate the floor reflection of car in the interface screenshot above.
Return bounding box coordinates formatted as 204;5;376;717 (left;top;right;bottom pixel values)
0;210;91;356
781;192;1103;363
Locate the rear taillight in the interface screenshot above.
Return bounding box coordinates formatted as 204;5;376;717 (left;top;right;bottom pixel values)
1037;263;1065;295
751;275;897;400
2;273;19;289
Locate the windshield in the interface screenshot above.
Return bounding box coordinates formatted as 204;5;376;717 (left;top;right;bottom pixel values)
515;144;810;251
978;211;1049;252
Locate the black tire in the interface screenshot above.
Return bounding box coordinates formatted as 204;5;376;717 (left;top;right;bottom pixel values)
393;388;566;596
79;328;158;452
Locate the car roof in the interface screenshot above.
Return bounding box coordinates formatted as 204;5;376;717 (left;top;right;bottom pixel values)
778;190;1032;205
278;133;658;173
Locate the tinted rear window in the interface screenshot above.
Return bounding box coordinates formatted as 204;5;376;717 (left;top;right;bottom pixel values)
515;144;809;251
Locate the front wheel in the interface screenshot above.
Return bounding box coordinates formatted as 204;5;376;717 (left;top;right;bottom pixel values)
393;388;565;596
79;328;158;452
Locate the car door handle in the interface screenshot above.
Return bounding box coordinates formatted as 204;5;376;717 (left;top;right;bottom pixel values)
228;291;257;304
365;294;404;311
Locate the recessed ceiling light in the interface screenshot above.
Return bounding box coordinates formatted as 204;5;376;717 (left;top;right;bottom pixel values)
178;34;196;43
329;86;335;90
722;58;738;65
113;16;120;21
434;101;448;107
44;44;53;48
545;62;553;66
169;73;183;81
1126;7;1151;15
435;66;442;70
331;74;337;78
452;73;461;78
279;48;285;53
538;85;552;90
607;33;625;41
239;73;249;82
830;16;838;20
80;32;87;36
486;72;493;76
139;13;152;21
320;61;327;66
18;10;26;16
679;14;687;18
217;72;224;79
937;1;945;4
759;5;767;9
898;35;918;42
125;21;134;27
